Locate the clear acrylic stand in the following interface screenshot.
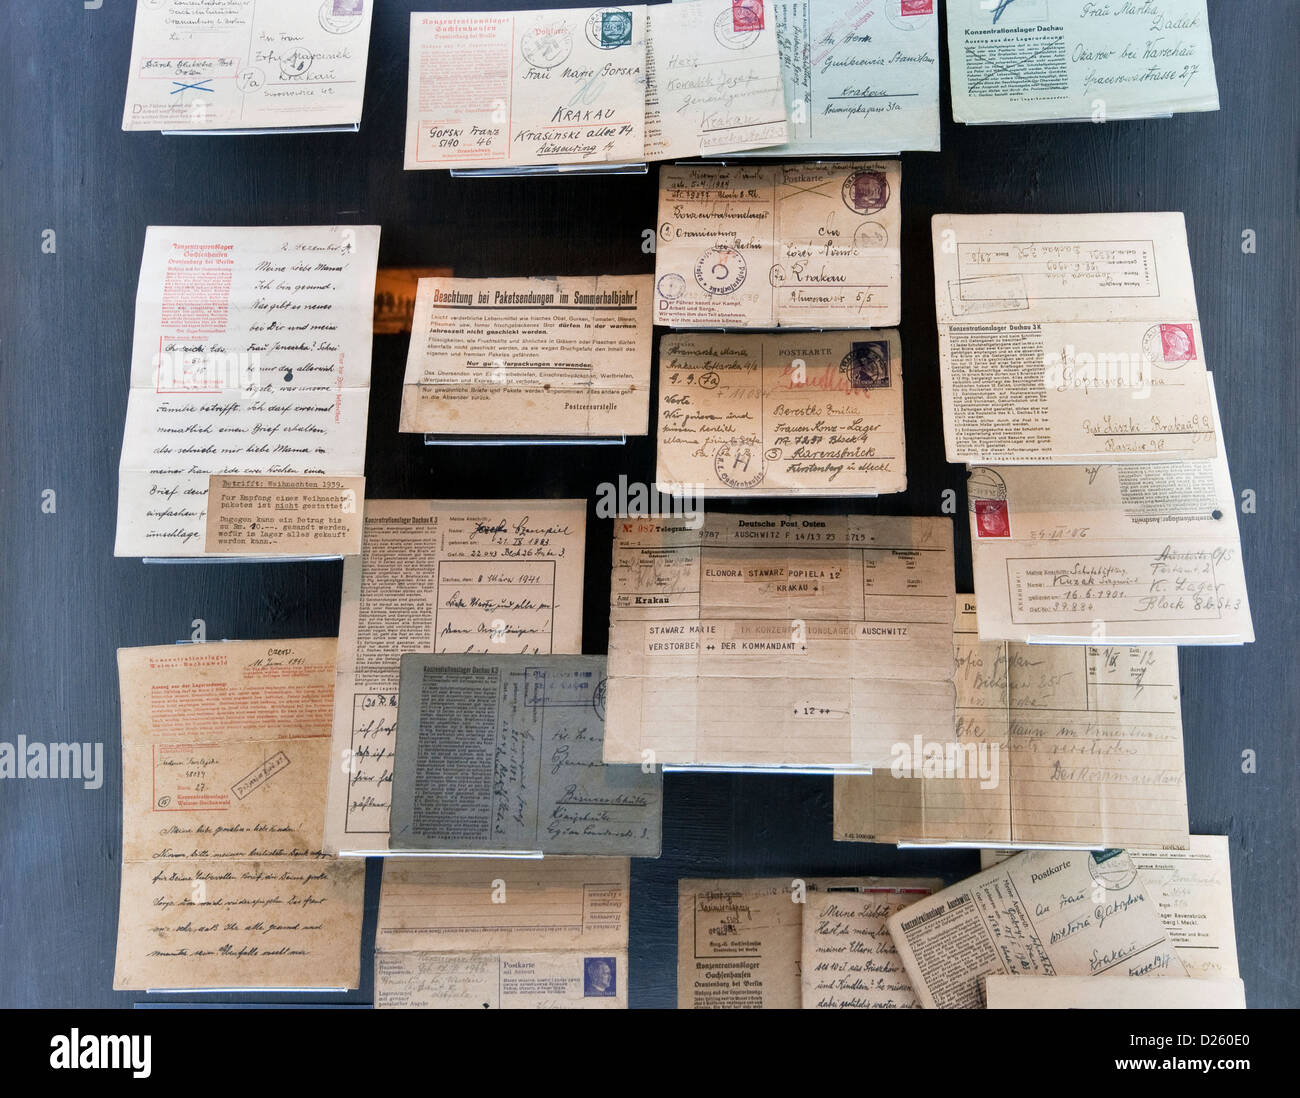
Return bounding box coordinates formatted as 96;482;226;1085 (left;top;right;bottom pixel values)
163;123;361;136
143;555;344;565
424;434;626;447
449;161;647;178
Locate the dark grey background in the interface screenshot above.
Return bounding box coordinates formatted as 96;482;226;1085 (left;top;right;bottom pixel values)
1;1;1296;1009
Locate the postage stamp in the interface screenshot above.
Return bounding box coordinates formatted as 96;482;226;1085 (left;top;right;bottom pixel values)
733;0;765;33
1160;322;1196;362
584;956;617;997
1088;850;1139;891
587;9;633;50
839;340;891;389
714;444;765;489
974;500;1011;539
841;169;890;215
320;1;363;34
694;245;747;295
714;9;759;50
333;0;364;15
900;0;933;16
523;24;574;69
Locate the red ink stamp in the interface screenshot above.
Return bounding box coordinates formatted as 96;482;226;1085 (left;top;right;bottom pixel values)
733;0;764;33
975;500;1011;539
901;0;934;15
1160;323;1196;363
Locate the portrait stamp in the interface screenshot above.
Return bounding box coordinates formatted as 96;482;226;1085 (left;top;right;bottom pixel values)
657;272;686;300
900;0;933;15
1141;323;1195;370
714;9;759;50
842;169;890;215
839;340;891;389
320;0;363;34
695;245;747;295
733;0;765;33
522;23;574;69
714;444;765;489
587;8;633;50
584;956;617;997
974;500;1011;539
231;751;291;801
1088;849;1139;891
280;48;314;78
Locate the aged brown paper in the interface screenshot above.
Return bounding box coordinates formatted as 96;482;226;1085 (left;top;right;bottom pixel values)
605;513;956;769
984;975;1245;1010
398;275;653;437
655;161;901;329
113;639;364;991
203;475;364;556
375;858;629;1009
834;599;1189;850
656;330;906;497
888;849;1187;1009
933;212;1218;464
800;880;942;1009
323;499;586;855
968;375;1252;645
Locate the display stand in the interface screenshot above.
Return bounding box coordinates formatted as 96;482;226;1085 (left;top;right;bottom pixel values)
164;123;362;136
449;161;647;179
424;435;626;447
143;555;344;565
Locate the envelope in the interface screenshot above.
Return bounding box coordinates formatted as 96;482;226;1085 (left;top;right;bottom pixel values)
655;329;906;497
122;0;374;132
404;7;648;170
933;212;1219;464
887;848;1187;1008
398;275;653;437
604;513;956;770
833;598;1190;849
656;161;902;328
946;0;1219;124
968;374;1252;645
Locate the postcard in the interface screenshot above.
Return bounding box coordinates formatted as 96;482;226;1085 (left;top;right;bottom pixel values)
947;0;1219;124
656;161;902;328
801;879;943;1008
114;225;380;559
740;0;941;155
375;858;629;1008
388;655;662;856
404;7;648;169
656;330;906;497
122;0;374;132
398;275;654;437
322;499;586;855
968;375;1252;644
644;0;787;159
887;848;1187;1008
933;212;1218;464
113;639;364;991
985;975;1244;1009
834;598;1189;849
605;513;956;770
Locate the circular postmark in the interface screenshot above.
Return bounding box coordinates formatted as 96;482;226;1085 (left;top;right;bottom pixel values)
714;444;765;489
1141;323;1194;371
319;0;363;35
585;8;634;50
885;0;935;32
842;169;890;215
695;245;747;295
713;9;759;50
280;47;314;78
966;466;1007;510
522;23;574;69
1088;850;1139;891
839;340;891;389
657;272;686;300
853;221;889;249
236;67;266;93
593;677;607;722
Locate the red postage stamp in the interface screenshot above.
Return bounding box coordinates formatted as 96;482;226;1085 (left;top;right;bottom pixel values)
1160;323;1196;362
733;0;764;33
901;0;934;15
975;499;1011;539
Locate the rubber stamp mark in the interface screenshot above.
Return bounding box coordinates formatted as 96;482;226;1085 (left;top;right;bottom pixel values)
840;340;890;389
231;751;291;800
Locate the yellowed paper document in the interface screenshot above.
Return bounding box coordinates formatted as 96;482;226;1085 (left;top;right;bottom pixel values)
114;639;364;991
887;849;1187;1008
323;499;586;855
656;161;901;328
933;212;1218;464
800;880;942;1009
399;275;653;437
606;513;956;770
203;475;364;556
985;975;1244;1010
834;599;1189;849
656;330;906;497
